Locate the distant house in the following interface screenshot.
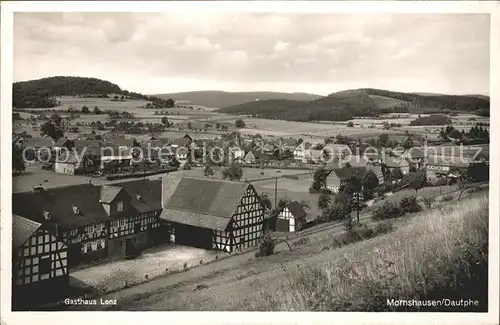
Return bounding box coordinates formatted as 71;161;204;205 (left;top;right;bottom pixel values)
100;145;133;169
228;146;245;162
381;156;413;175
160;176;265;252
172;137;191;148
279;138;297;152
110;138;136;148
425;156;472;181
276;201;307;232
322;143;350;161
22;137;53;161
243;150;257;164
400;147;426;169
12;214;69;308
307;149;325;164
325;167;367;193
54;152;86;175
53;137;74;155
293;142;312;161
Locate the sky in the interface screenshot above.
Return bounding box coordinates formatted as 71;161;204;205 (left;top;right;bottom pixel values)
14;12;490;96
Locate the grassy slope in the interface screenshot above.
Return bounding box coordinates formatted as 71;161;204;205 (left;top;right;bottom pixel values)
153;91;324;109
90;191;488;311
255;192;488;311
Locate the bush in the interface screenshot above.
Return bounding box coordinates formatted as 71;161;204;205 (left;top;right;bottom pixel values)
442;194;454;201
324;203;349;221
183;162;191;170
372;201;402;220
258;232;276;257
433;178;449;186
422;196;434;209
374;222;394;234
399;196;422;214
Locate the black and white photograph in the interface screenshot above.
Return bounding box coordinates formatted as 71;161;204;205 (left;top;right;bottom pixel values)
1;1;498;324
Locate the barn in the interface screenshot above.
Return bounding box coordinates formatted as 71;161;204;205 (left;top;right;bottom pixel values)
160;176;265;252
12;214;68;308
276;201;307;232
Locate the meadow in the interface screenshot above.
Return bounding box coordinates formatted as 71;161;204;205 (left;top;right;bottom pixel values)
251;191;489;311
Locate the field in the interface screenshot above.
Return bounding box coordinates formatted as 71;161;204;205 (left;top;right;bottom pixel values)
77;190;488;311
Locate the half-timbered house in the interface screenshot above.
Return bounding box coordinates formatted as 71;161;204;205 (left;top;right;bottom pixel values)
276;201;307;232
12;184;110;268
12;214;68;308
100;179;165;258
160;176;265;252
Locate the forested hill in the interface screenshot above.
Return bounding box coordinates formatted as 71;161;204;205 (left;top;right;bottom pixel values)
217;88;490;122
12;76;174;109
153;90;323;109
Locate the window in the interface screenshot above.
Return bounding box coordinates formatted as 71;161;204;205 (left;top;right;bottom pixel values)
96;240;103;250
38;256;51;275
120;219;125;226
87;225;95;233
85;243;93;253
117;201;124;212
95;224;102;232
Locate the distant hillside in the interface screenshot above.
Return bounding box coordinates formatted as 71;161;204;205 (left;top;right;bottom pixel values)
152;90;323;109
217;88;490;122
13;76;174;109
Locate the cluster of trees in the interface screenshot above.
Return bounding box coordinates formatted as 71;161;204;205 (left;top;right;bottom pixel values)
410;115;452;126
77;105;103;115
359;88;490;113
107;111;136;119
12;76;176;109
40;114;64;141
235;119;246;128
439;125;490;143
222;162;243;181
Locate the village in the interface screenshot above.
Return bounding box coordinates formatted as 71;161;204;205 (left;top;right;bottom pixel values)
11;102;490;310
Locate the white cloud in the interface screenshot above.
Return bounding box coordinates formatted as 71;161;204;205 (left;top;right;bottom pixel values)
273;40;290;52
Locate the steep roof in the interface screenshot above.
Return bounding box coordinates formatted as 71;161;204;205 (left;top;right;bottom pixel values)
173;138;191;147
12;184;109;228
116;179;162;213
160;176;251;231
99;185;123;203
12;214;41;250
331;166;367;180
286;201;307;219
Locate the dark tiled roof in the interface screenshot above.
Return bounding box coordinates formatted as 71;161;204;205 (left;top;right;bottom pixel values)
426;155;472;168
286;201;307;219
74;140;102;148
331;166;367;180
12;184;109;229
160;176;251;230
12;214;41;250
99;185;123;203
116;179;162;213
110;138;135;147
173;138;191;147
54;137;72;147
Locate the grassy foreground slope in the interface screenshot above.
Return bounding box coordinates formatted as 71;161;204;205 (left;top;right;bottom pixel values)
254;192;489;311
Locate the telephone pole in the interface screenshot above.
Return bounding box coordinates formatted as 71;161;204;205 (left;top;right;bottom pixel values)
274;177;278;207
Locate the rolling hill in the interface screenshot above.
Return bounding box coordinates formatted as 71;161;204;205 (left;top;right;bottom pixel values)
152;90;323;109
13;76;175;109
217;88;490;122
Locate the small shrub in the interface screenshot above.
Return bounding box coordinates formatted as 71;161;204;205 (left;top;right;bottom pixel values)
423;196;434;209
372;201;402;220
433;178;449;186
374;222;394;234
258;232;276;257
399;196;422;214
294;237;310;246
184;262;188;270
443;194;454;201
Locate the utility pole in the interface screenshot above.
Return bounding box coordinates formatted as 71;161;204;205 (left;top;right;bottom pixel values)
274;177;278;207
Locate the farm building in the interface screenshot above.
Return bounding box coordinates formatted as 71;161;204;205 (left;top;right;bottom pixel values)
325;166;367;193
243;150;257;164
160;176;265;252
12;184;110;268
12;214;69;307
293;142;312;161
103;179;166;259
12;180;168;267
276;201;307;232
425;156;472;181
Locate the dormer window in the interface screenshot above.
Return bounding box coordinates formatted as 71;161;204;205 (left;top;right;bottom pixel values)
117;201;123;212
72;205;80;215
43;210;51;220
136;194;142;202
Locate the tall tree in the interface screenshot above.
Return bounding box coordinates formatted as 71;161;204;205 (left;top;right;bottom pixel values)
409;171;426;195
363;169;379;198
317;193;332;211
222;162;243;181
12;144;25;175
